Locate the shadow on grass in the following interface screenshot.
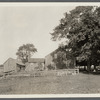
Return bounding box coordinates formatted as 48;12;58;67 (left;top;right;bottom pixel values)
80;70;100;75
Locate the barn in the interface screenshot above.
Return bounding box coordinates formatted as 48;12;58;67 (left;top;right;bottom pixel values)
0;65;4;76
25;58;45;71
3;58;25;73
4;58;16;73
0;65;3;72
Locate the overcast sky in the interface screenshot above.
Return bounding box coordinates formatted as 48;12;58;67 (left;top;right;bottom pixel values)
1;3;97;64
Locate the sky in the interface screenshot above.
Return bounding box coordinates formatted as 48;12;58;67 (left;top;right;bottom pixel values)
0;3;84;64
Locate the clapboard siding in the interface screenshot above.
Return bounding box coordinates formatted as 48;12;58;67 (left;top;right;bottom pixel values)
3;58;16;72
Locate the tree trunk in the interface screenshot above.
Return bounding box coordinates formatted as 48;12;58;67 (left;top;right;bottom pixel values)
84;66;87;71
87;60;91;73
74;57;76;68
94;64;97;72
94;65;96;70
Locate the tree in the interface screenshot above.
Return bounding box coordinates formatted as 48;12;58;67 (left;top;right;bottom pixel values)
50;6;100;72
16;43;37;63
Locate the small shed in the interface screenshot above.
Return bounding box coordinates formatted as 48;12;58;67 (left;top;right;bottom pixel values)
25;58;45;71
16;60;25;72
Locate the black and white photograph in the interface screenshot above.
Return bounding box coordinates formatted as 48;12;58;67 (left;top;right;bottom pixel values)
0;3;100;96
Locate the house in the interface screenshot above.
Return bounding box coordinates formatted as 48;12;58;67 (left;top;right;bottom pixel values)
25;58;45;71
45;49;58;70
3;58;25;73
45;49;76;70
45;53;53;69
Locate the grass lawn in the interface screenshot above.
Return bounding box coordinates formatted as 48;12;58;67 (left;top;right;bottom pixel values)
0;72;100;94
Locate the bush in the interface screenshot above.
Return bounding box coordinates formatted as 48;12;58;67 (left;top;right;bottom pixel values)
47;65;55;70
56;63;67;69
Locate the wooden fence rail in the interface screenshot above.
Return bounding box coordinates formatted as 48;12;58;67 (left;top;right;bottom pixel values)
32;68;79;77
56;69;79;76
2;69;79;78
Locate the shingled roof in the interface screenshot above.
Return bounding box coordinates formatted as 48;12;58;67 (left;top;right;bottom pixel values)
16;60;25;66
28;58;45;63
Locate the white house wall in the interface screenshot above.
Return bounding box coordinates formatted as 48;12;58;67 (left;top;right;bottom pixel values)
45;54;53;68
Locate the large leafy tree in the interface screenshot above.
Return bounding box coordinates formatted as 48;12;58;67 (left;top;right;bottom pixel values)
16;43;37;63
50;6;100;72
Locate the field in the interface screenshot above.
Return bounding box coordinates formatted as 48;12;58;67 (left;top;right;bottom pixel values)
0;72;100;94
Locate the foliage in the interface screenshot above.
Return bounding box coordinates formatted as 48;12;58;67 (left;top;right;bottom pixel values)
16;43;37;63
47;64;55;70
50;6;100;71
37;63;44;71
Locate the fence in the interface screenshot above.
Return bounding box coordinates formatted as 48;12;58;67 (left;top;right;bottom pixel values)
56;69;79;76
2;68;79;78
31;68;79;77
